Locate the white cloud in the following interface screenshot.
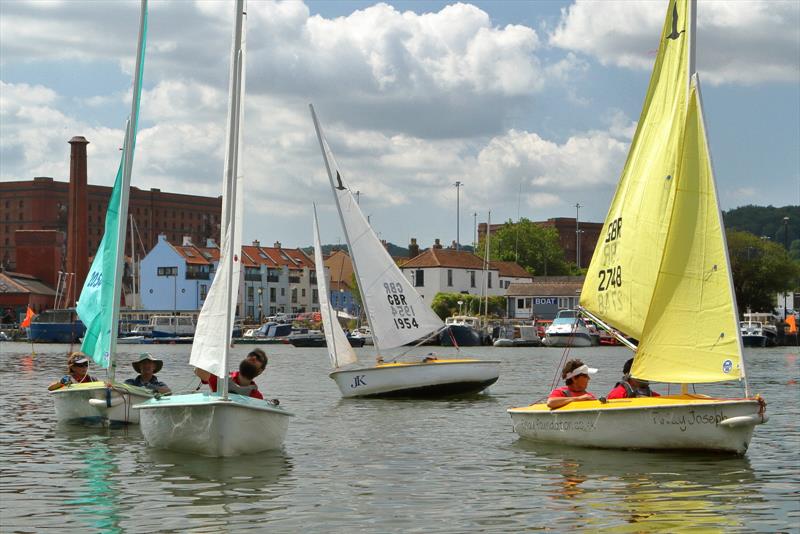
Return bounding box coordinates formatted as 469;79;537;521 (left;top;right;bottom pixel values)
550;0;800;85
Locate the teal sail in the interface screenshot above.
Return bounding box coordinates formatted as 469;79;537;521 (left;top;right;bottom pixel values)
77;3;148;374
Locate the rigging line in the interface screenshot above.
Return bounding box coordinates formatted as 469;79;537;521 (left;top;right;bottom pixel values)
388;325;448;362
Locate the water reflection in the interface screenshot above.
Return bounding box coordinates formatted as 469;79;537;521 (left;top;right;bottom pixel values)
65;436;122;534
513;440;761;531
133;448;294;529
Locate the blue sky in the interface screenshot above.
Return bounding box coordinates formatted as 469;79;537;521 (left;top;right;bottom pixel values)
1;0;798;249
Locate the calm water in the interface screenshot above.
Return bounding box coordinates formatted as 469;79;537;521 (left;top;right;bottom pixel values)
1;342;798;533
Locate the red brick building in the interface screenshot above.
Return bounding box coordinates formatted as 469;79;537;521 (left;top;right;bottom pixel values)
0;177;222;272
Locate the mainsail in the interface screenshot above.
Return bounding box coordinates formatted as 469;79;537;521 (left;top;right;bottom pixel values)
190;1;247;380
633;78;743;383
310;105;444;352
78;1;148;378
579;0;691;340
313;205;359;368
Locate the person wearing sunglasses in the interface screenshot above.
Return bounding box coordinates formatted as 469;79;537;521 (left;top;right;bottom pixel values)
547;358;598;409
48;352;98;390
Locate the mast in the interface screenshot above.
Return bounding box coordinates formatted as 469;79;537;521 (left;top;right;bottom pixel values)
482;211;492;325
108;0;147;382
309;104;382;356
220;0;246;400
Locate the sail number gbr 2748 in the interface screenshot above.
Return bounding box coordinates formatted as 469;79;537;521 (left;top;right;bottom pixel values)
598;266;622;291
385;282;420;329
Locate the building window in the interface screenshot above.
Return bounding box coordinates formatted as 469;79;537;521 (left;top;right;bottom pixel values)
281;288;285;297
301;288;306;298
414;269;424;287
157;266;178;276
247;286;254;302
291;288;297;304
487;273;492;288
558;297;570;309
200;284;208;300
447;269;453;287
517;298;525;309
270;287;276;301
470;271;476;288
312;289;318;304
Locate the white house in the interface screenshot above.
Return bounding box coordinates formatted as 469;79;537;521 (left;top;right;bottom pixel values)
400;246;503;301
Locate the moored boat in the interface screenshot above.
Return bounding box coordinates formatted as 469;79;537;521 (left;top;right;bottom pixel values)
542;310;598;347
439;315;483;346
28;309;85;343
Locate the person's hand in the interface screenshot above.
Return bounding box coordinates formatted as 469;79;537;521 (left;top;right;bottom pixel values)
60;376;70;385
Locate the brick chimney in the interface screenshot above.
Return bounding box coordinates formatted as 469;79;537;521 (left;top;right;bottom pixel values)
274;241;281;249
252;239;260;247
408;238;419;258
66;136;89;307
433;238;443;250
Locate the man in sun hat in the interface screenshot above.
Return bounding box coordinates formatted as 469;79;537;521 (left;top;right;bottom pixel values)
547;358;598;409
47;352;98;390
125;353;171;394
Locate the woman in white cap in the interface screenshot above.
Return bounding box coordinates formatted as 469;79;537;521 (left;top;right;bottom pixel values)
547;358;598;409
125;353;171;394
47;352;98;390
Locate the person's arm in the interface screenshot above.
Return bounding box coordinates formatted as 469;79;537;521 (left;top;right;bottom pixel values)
155;380;171;394
194;367;211;382
48;376;70;391
547;396;573;409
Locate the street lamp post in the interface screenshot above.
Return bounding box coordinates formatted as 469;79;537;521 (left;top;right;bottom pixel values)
784;216;790;319
257;286;263;323
575;203;582;269
457;299;464;315
454;181;463;251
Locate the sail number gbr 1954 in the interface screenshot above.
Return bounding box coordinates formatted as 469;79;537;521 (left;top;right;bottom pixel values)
384;282;419;329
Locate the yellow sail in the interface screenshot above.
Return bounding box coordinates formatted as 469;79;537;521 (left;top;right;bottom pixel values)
632;79;742;383
579;0;691;339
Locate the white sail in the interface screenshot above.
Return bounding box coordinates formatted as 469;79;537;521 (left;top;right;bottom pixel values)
310;105;444;352
190;1;247;380
313;206;359;368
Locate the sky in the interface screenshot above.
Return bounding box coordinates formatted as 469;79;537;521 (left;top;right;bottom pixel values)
1;0;799;250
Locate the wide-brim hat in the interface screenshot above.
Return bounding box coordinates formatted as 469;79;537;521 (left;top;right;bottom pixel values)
132;353;163;374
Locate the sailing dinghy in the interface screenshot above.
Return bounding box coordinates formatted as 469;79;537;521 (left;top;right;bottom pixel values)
310;105;500;398
135;0;292;456
508;0;768;454
51;0;152;425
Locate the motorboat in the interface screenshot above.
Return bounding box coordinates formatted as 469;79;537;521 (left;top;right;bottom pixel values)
542;310;598;347
493;325;541;347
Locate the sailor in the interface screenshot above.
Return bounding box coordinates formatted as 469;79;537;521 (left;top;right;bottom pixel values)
194;348;268;400
125;353;171;394
547;359;597;409
607;358;660;399
47;352;98;390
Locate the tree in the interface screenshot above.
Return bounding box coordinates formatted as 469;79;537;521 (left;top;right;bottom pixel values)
430;292;505;320
727;230;800;312
476;218;571;276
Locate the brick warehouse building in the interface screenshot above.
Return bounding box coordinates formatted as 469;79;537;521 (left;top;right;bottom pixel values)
0;177;222;273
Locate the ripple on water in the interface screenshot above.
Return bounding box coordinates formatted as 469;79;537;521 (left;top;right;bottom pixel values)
0;344;797;532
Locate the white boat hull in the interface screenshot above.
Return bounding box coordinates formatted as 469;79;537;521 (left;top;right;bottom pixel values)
508;396;768;454
543;332;595;347
135;393;293;457
331;359;500;398
50;382;152;424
